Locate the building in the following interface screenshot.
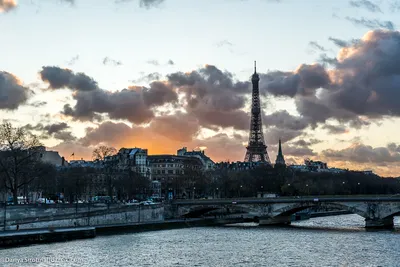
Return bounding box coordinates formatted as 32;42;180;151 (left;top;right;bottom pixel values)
116;148;151;178
304;159;328;171
36;146;67;167
215;161;267;171
104;147;150;178
148;155;203;199
177;147;215;170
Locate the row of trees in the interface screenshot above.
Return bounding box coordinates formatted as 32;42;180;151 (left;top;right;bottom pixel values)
1;121;400;204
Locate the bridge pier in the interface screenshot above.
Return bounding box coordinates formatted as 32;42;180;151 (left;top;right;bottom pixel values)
365;217;394;229
259;216;291;226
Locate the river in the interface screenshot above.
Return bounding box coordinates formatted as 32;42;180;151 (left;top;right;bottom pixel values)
1;215;399;267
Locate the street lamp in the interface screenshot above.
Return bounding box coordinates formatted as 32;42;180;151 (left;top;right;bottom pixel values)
193;187;196;199
239;185;243;198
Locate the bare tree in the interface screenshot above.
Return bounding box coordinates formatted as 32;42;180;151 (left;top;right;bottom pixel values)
92;146;117;161
0;122;42;204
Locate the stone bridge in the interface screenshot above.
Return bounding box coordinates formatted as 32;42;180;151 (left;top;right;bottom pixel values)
170;196;400;229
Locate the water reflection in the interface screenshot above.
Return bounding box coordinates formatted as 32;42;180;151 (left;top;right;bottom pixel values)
1;215;399;267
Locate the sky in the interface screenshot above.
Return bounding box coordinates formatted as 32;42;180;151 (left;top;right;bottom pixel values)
1;0;400;177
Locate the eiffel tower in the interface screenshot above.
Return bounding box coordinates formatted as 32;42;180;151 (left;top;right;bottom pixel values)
244;61;271;163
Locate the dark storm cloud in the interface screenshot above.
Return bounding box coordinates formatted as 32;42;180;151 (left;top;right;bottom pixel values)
387;143;400;153
322;124;348;134
23;122;76;141
43;122;69;134
0;71;31;110
40;66;98;91
53;131;76;142
263;30;400;129
345;17;394;30
291;139;321;147
322;143;400;163
0;0;17;12
349;0;382;13
24;122;69;135
103;57;122;66
167;64;251;130
259;64;330;97
282;144;316;157
63;81;178;124
264;127;304;144
263;110;309;131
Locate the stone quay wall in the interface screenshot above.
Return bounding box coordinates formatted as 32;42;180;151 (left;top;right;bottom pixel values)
0;204;164;230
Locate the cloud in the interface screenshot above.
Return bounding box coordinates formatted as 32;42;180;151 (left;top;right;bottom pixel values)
322;124;349;134
281;144;316;157
291;139;321;147
349;0;382;13
328;37;359;48
264;127;304;144
345;17;394;30
40;66;98;91
167;59;174;65
215;40;233;47
67;55;80;66
308;41;326;52
146;60;160;66
63;81;178;124
55;120;245;162
322;143;400;164
132;72;162;83
390;1;400;12
28;101;47;108
259;64;330;97
167;64;251;130
43;122;69;134
263;110;309;131
23;122;76;142
103;57;122;66
0;71;32;110
0;0;17;12
262;30;400;130
139;0;164;8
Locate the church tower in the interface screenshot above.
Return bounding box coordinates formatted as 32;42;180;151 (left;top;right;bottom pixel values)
275;139;286;166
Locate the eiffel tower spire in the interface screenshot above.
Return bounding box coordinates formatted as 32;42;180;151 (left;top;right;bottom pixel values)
244;62;271;163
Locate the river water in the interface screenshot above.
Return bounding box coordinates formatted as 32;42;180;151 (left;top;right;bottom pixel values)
1;215;399;267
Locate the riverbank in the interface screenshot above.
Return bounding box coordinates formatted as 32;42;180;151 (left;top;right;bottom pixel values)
0;218;240;248
0;227;96;248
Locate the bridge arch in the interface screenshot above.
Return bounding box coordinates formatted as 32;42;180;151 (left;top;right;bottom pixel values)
271;202;368;219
